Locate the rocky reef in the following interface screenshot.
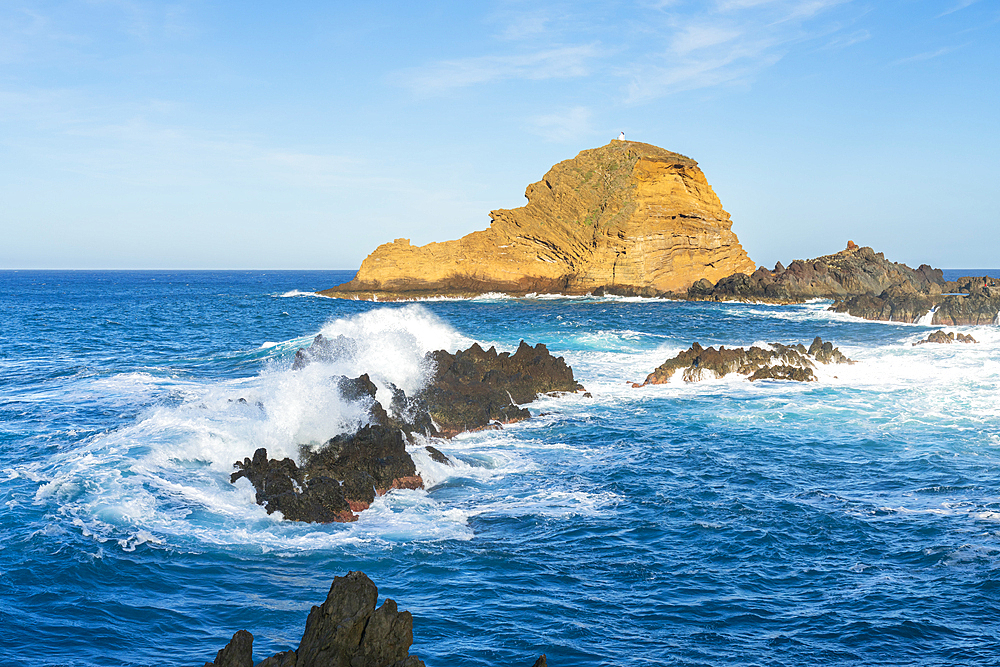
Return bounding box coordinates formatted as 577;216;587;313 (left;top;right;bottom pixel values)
633;337;854;386
231;337;583;523
684;241;1000;326
913;330;978;345
687;243;946;304
830;275;1000;325
319;141;755;300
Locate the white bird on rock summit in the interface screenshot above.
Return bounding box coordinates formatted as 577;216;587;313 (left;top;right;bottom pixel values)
617;132;626;141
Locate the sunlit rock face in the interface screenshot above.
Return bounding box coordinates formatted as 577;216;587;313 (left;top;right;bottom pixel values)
320;140;755;299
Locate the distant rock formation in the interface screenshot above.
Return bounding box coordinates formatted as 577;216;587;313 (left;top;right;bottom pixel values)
687;244;945;304
913;330;977;345
633;337;854;386
319;141;755;300
231;339;584;523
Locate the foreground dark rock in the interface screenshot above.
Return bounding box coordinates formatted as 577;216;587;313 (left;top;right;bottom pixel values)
634;337;854;386
204;572;548;667
204;571;424;667
687;243;945;304
232;341;583;523
913;330;978;345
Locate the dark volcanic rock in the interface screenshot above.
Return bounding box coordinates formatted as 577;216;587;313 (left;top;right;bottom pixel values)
635;337;853;385
235;339;583;523
747;364;816;382
304;424;422;496
831;275;1000;325
204;629;253;667
422;340;584;437
231;448;356;523
424;445;451;465
932;291;1000;326
207;571;425;667
829;290;935;324
688;244;945;304
914;330;978;345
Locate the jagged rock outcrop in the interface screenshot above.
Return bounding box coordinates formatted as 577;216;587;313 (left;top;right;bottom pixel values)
634;337;853;386
913;330;978;345
204;572;424;667
319;141;755;299
688;243;945;304
423;341;584;437
233;341;584;523
832;276;1000;325
203;572;547;667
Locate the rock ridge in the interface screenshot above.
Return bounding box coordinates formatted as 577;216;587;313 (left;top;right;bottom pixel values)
320;141;755;299
634;337;854;386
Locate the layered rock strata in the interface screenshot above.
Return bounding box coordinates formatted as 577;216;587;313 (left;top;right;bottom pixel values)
231;338;584;523
320;141;755;299
634;337;853;386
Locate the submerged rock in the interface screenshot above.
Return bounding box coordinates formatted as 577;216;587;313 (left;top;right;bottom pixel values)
205;572;425;667
913;330;978;345
634;337;853;386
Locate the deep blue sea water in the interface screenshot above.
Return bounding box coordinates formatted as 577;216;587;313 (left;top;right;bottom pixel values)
3;270;1000;666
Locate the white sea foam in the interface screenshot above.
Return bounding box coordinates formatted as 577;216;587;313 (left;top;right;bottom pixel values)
23;305;488;551
277;289;323;298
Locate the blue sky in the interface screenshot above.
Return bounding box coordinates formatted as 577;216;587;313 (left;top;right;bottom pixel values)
1;0;997;270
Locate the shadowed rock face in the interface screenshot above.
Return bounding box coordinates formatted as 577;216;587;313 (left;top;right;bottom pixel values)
319;141;755;300
634;337;853;386
231;341;584;523
688;244;946;304
204;572;424;667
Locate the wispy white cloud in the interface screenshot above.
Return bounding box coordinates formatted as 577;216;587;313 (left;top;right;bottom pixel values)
825;28;870;49
890;43;966;66
625;0;851;102
398;44;600;94
528;106;593;142
937;0;981;18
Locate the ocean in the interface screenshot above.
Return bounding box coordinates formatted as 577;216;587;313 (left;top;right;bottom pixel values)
2;269;1000;666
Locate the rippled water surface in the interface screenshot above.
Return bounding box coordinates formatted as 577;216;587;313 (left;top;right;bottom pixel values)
3;270;1000;666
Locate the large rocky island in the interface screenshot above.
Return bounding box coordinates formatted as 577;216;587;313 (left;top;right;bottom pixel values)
320;140;755;299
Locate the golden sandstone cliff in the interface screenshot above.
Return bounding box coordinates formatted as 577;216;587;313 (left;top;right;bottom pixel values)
319;140;756;299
